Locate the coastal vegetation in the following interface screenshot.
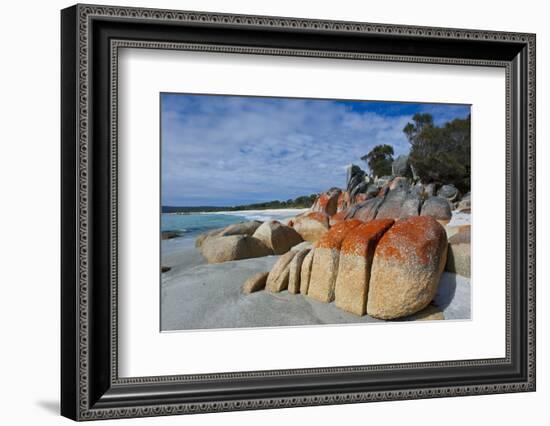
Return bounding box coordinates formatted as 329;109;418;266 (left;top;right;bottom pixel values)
163;194;318;214
362;113;471;193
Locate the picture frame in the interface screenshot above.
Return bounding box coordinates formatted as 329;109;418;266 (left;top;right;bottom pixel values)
61;3;536;421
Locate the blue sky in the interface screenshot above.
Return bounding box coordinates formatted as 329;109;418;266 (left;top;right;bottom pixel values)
161;93;470;207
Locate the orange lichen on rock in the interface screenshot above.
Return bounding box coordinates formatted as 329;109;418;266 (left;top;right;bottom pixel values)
311;189;341;216
329;210;348;227
337;191;350;212
334;219;395;315
340;219;395;257
307;219;363;303
306;211;330;225
375;215;445;265
315;219;363;250
291;211;330;243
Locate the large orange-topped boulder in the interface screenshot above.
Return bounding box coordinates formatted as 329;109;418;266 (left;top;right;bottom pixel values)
311;188;341;216
334;219;394;316
367;215;448;319
252;220;303;255
291;212;330;243
307;219;363;303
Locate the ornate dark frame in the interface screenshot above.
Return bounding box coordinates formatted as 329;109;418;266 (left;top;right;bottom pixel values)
61;3;536;421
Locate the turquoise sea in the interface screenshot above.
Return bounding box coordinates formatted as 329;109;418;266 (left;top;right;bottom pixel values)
161;209;309;244
161;213;247;238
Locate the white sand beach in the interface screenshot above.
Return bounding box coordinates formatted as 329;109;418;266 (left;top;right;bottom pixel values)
204;208;309;224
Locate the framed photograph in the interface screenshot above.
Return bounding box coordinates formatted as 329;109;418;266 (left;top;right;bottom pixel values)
61;4;536;421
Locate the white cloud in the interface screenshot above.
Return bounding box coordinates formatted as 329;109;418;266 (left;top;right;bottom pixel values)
161;96;462;206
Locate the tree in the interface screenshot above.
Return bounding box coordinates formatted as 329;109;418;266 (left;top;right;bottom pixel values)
361;144;394;177
403;113;471;193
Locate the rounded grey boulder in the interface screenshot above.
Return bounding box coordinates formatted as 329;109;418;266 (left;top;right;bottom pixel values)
420;196;452;221
200;235;272;264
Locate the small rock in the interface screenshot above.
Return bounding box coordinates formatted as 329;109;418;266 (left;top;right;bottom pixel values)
242;272;269;294
399;193;421;219
420;196;452;221
266;251;297;292
446;226;471;277
457;192;471;211
300;249;315;294
161;266;171;273
288;249;311;294
409;304;445;321
438;184;459;201
161;231;180;240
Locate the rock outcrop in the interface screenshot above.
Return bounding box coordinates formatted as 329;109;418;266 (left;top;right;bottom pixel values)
334;219;394;315
307;219;363;303
253;220;303;255
367;216;448;319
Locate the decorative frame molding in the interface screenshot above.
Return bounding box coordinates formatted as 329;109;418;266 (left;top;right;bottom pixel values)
61;3;536;421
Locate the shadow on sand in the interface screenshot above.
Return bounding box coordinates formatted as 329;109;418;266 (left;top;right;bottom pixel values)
433;272;458;310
